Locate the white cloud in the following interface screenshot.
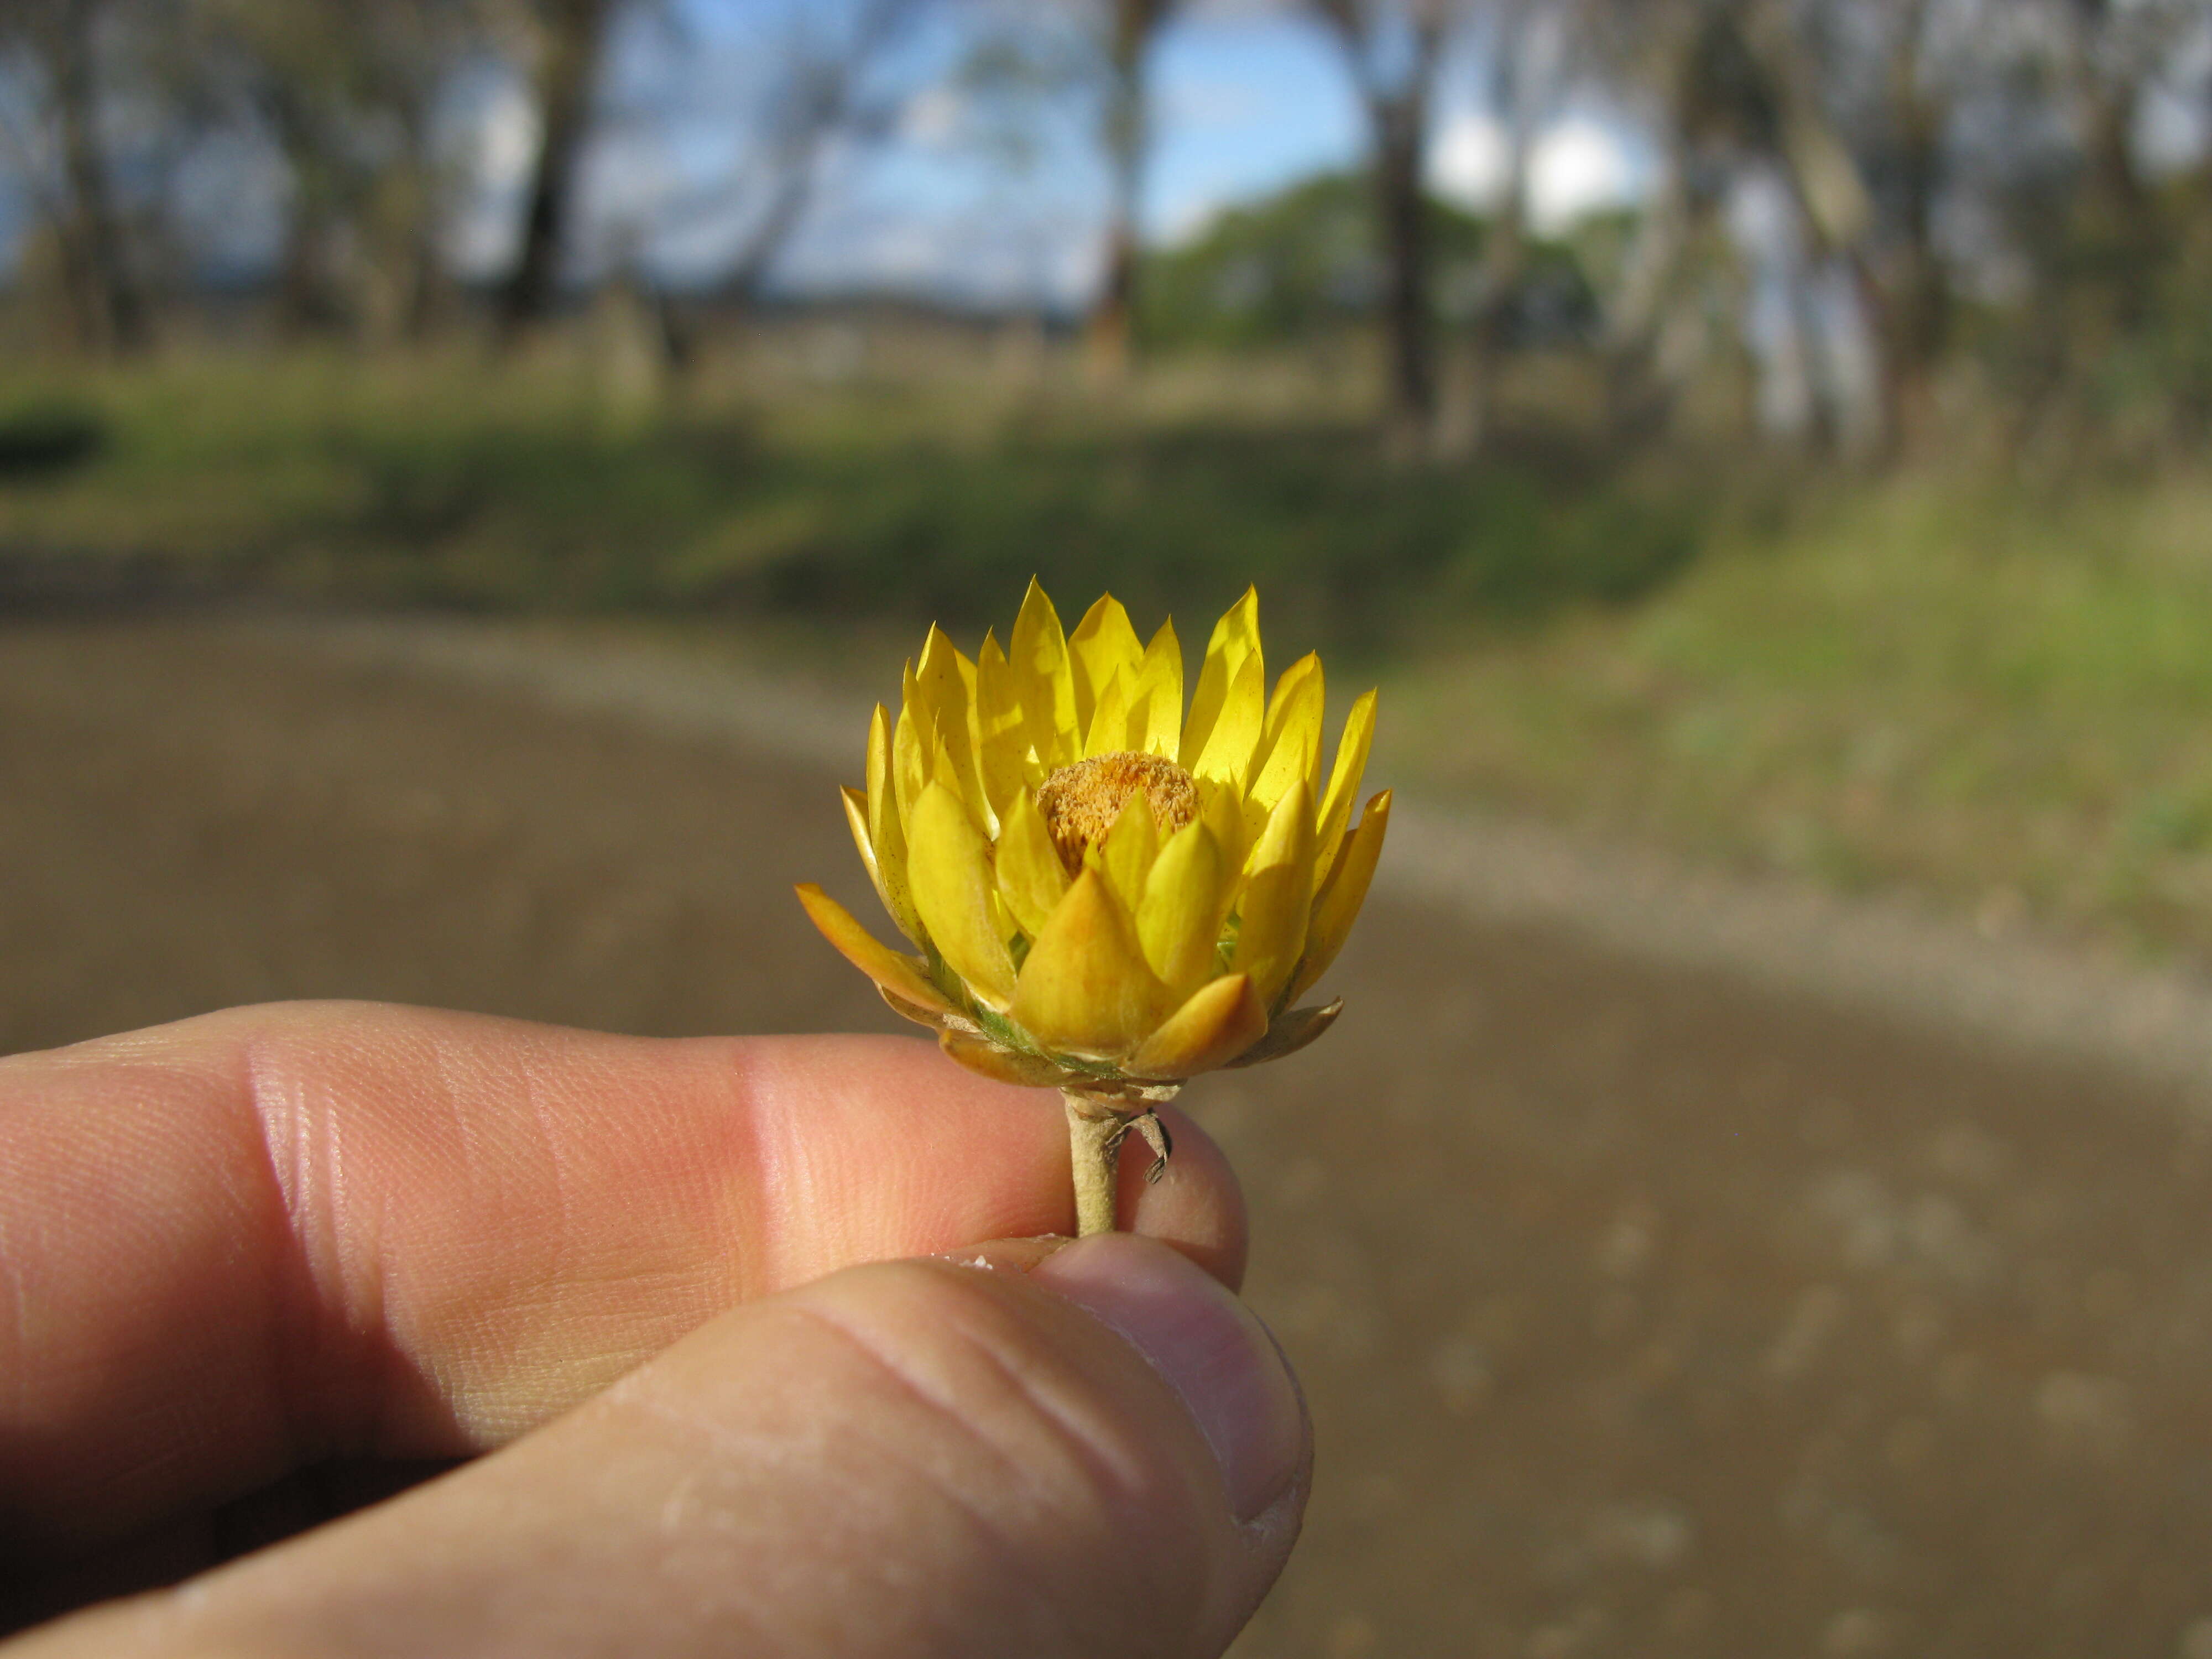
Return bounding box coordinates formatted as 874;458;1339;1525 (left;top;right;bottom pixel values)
1162;78;1261;129
1532;116;1642;227
1430;109;1645;232
900;84;965;148
2138;84;2209;175
474;79;541;192
1431;110;1510;206
1156;190;1226;248
439;71;540;277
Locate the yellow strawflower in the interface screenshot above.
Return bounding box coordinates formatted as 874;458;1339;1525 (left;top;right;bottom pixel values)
796;580;1389;1233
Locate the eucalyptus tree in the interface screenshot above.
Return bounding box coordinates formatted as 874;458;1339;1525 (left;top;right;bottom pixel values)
0;0;158;351
190;0;484;337
1308;0;1458;443
1454;0;1572;452
697;0;940;308
498;0;620;334
1091;0;1177;371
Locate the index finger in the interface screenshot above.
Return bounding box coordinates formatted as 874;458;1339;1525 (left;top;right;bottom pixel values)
0;1001;1245;1556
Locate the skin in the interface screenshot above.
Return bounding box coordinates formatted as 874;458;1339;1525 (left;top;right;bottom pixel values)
0;1002;1309;1658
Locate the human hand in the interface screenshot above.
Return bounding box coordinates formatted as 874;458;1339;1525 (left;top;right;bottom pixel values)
0;1002;1308;1657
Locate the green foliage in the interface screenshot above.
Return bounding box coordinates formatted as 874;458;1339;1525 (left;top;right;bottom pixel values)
0;393;105;478
735;421;1692;648
1136;172;1603;350
1139;174;1385;348
0;353;1692;649
1394;469;2212;963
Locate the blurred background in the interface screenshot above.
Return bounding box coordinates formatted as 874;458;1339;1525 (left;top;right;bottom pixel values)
9;0;2212;1654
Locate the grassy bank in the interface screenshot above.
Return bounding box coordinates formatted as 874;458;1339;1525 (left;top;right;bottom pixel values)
6;348;2211;964
0;348;1691;648
1387;473;2212;965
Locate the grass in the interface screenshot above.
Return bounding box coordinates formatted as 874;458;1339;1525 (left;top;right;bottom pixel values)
7;345;2212;964
1386;472;2212;965
0;347;1693;646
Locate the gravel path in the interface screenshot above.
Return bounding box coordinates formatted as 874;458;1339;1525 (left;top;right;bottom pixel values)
8;613;2212;1658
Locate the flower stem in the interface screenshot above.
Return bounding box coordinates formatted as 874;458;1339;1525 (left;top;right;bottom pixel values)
1062;1091;1121;1238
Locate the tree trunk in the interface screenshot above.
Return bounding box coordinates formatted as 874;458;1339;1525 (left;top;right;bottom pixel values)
499;0;616;337
2077;76;2156;329
1374;103;1434;444
1457;124;1532;458
1086;0;1167;378
398;150;449;342
264;86;353;338
51;0;145;354
1856;0;1944;450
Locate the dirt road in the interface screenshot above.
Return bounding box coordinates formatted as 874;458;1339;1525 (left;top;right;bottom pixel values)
7;615;2212;1658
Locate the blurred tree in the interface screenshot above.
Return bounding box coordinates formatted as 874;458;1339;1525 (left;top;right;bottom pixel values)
1845;0;1950;442
1578;0;1737;440
371;0;487;340
698;0;935;309
1139;168;1598;352
499;0;619;336
1447;0;1571;455
1310;0;1457;448
0;0;153;352
2033;0;2191;385
1141;173;1382;346
588;0;941;348
192;0;483;339
1089;0;1175;376
1585;0;1885;453
942;0;1177;372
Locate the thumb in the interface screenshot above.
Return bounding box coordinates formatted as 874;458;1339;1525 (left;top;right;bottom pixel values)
17;1235;1311;1659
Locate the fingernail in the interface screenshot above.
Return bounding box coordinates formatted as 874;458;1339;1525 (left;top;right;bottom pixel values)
1031;1234;1307;1525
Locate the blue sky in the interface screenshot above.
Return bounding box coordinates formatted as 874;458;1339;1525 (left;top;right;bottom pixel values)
660;0;1645;305
0;0;1648;304
1143;10;1369;243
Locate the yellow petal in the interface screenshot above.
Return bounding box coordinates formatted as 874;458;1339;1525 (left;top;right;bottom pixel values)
975;630;1030;823
893;674;927;825
1129;619;1184;759
1225;998;1342;1068
938;1029;1087;1089
1313;688;1376;895
1070;593;1144;740
1083;667;1133;760
841;784;886;901
1129;973;1268;1078
1230;778;1316;1007
1011;867;1176;1058
1287;789;1390;1005
1196;776;1250;874
1246;652;1324;817
915;623;969;718
995;788;1070;938
1189;650;1266;790
1137;820;1228;998
1009;578;1079;770
1181;587;1260;771
916;625;993;836
864;706;922;942
795;883;953;1015
1098;788;1160;915
867;701;895;817
907;781;1018;1009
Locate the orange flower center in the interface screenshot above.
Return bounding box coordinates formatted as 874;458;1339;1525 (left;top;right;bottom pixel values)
1036;751;1199;873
